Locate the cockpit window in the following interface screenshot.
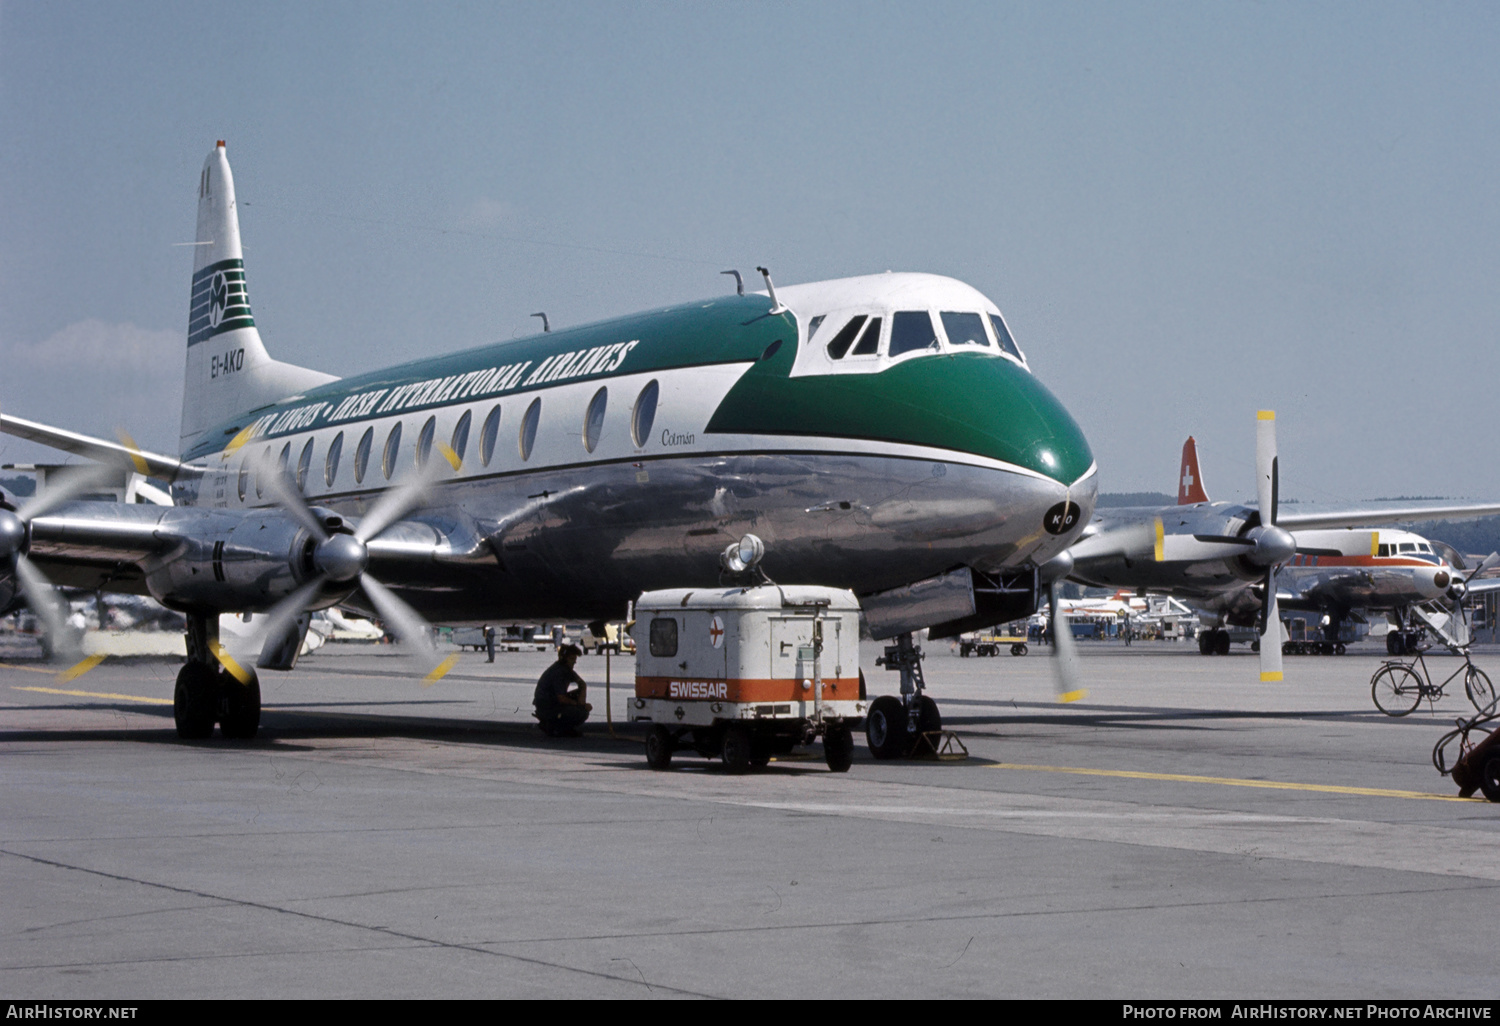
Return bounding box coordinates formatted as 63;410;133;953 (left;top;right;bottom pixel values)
941;312;990;347
850;316;882;356
805;315;825;344
1399;542;1415;552
889;311;938;356
988;313;1023;360
825;316;867;360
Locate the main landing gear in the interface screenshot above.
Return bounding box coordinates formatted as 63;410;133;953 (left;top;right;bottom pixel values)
865;632;944;759
1197;629;1233;656
174;613;261;740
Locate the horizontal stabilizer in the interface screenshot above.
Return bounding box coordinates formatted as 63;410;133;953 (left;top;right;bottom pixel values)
0;411;194;481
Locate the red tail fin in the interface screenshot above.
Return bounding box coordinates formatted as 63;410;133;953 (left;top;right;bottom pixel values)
1178;436;1209;504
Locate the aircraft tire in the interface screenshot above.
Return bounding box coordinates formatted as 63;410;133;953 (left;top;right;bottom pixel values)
865;696;908;760
1214;631;1231;656
1387;633;1404;656
721;725;753;774
220;670;261;740
173;663;217;740
1480;756;1500;803
824;724;854;773
1198;633;1214;656
645;725;674;770
916;695;942;737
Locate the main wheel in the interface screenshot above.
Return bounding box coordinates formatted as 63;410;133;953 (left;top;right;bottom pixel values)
865;695;909;760
721;725;753;774
824;724;854;773
173;663;218;739
1387;633;1405;656
1371;664;1423;716
645;725;674;770
1480;756;1500;803
220;669;261;740
1198;632;1214;655
1464;667;1495;712
1214;630;1231;656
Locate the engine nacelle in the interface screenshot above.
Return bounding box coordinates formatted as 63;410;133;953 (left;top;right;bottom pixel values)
143;508;323;613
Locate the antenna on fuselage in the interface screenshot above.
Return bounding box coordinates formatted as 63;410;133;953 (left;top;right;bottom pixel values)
531;312;550;332
757;267;786;314
721;270;744;296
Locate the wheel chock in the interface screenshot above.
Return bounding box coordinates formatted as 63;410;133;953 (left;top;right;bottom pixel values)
910;730;968;761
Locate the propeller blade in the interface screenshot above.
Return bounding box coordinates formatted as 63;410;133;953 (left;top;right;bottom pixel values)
1466;551;1500;585
15;463;115;523
14;555;80;661
359;572;457;684
354;446;456;544
257;455;329;543
252;575;328;669
1255;410;1278;527
1048;580;1086;703
1259;567;1284;682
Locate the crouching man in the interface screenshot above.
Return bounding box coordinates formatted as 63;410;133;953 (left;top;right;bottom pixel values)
534;643;592;737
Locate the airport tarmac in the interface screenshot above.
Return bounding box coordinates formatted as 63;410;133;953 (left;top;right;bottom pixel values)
3;637;1498;999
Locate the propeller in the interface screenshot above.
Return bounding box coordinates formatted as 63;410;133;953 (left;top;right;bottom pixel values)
248;442;461;684
0;463;115;667
1038;550;1086;702
1254;411;1285;683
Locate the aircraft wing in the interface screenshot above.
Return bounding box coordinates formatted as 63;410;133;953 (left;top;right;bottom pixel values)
1276;503;1500;531
1;412;195;482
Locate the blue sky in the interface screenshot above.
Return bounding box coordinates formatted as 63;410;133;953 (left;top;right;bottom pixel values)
3;1;1498;504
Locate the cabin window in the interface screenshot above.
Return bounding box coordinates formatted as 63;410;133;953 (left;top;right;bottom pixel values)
450;410;472;465
805;315;825;344
824;316;867;360
254;446;272;500
382;422;402;481
480;406;501;467
649;617;678;657
296;438;315;492
632;380;659;448
415;416;436;469
519;398;540;461
237;457;250;501
278;442;292;477
325;432;344;488
988;313;1023;360
850;316;882;356
354;427;374;484
583;387;607;453
889;311;938;356
941;311;990;347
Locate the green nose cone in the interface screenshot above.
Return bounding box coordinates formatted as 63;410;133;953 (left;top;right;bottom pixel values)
706;349;1094;484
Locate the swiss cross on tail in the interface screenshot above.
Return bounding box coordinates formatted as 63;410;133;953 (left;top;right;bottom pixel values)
1178;436;1209;505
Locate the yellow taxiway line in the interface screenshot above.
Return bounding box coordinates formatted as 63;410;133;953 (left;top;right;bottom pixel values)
9;685;172;706
990;762;1477;802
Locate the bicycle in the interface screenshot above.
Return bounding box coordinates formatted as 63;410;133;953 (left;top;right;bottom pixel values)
1370;642;1495;717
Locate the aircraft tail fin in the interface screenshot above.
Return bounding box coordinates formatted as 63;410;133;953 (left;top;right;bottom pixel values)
180;142;337;452
1177;436;1209;504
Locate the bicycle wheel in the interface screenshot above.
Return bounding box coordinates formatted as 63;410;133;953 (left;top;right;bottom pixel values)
1371;664;1423;716
1464;666;1495;712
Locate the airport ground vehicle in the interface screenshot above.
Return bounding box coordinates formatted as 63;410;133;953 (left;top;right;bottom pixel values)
956;627;1026;657
629;585;864;773
1370;645;1495;716
1431;699;1500;800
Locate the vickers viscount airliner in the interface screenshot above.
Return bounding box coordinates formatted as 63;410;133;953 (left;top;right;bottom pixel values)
0;141;1097;752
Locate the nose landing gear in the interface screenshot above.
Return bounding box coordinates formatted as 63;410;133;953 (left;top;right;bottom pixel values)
865;633;960;760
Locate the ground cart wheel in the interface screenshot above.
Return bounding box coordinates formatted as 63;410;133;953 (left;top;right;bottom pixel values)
721;725;753;774
645;725;674;770
1012;643;1027;656
1480;756;1500;803
749;737;773;768
1464;667;1495;712
1371;665;1422;716
824;724;854;773
865;695;907;760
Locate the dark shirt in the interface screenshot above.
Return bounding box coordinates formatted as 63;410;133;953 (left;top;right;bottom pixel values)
534;660;585;711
